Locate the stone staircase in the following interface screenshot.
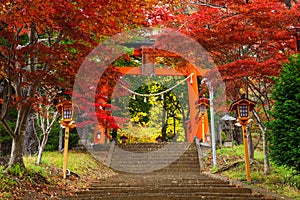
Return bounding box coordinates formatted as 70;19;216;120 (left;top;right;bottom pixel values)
64;142;275;199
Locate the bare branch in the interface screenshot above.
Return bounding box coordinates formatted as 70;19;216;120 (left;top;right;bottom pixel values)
183;0;227;9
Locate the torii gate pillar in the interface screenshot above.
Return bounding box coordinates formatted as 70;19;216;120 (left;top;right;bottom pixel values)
186;69;199;142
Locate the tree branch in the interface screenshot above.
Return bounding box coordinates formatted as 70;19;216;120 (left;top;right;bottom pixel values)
184;1;227;9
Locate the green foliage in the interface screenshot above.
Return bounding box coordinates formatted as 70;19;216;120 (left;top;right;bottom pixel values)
217;144;245;157
24;155;47;177
127;81;184;141
8;164;25;178
0;109;17;142
0;131;12;143
112;75;189;141
0;109;17;156
267;54;300;173
0;121;14;142
43;121;60;151
0;165;18;193
113;49;138;66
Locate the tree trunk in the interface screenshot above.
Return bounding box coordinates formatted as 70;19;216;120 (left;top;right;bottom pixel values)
247;126;254;161
36;107;58;164
8;134;25;168
7;105;33;169
252;110;271;175
263;131;271;175
37;131;50;165
161;105;167;141
285;0;292;9
58;126;63;152
234;126;243;145
24;113;38;155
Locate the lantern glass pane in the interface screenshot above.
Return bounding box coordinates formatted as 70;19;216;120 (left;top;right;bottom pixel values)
63;109;72;119
239;105;248;117
200;105;206;113
105;106;111;115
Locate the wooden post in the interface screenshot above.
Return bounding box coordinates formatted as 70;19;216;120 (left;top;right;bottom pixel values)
201;115;205;142
63;125;70;179
241;123;251;182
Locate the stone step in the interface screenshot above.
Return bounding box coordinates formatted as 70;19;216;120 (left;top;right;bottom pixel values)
109;167;201;172
93;177;229;184
111;153;199;157
114;142;193;153
110;166;199;170
68;192;267;200
116;142;191;148
82;186;252;194
113;148;198;153
91;182;233;187
111;151;198;156
65;194;268;200
110;162;199;167
110;157;198;161
109;159;198;163
114;149;198;154
107;168;200;174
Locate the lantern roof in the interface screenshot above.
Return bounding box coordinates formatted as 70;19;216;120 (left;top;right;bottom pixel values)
198;96;209;104
120;135;128;139
229;96;256;113
155;135;163;140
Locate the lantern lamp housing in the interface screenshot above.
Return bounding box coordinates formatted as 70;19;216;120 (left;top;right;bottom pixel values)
56;101;74;123
103;104;112;115
63;105;73;120
229;96;256;123
198;96;209;115
120;135;128;144
200;105;206;113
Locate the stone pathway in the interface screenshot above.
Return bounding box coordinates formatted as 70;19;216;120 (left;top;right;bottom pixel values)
64;142;275;199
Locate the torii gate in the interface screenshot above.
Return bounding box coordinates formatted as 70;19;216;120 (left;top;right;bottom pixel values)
96;46;209;143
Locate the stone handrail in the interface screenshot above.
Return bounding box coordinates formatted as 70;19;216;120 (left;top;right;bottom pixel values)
194;137;204;171
105;140;115;167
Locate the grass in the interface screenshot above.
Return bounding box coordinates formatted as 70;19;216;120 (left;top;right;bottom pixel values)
26;151;101;175
212;145;300;199
0;150;115;199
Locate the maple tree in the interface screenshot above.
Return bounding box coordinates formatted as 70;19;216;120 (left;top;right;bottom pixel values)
0;0;183;168
150;0;300;173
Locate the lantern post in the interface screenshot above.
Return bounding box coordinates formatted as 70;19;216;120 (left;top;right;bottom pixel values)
104;104;112;140
229;95;256;183
198;96;209;142
56;101;75;179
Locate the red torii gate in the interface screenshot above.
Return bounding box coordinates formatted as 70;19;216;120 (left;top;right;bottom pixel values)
112;47;209;142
